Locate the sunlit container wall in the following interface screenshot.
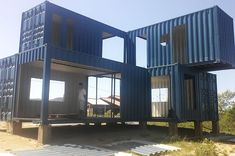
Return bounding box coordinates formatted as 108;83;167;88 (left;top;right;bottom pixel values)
19;3;46;53
149;64;218;121
49;46;152;121
19;2;127;59
127;6;235;70
1;44;151;122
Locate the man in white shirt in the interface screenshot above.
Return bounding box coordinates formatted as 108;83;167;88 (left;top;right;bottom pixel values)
78;83;86;119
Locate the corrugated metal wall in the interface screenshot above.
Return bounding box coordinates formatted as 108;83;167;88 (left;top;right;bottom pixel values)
0;56;17;121
19;2;127;59
3;45;150;122
217;7;235;66
19;2;46;52
127;6;235;69
49;46;151;121
198;72;218;121
44;2;126;58
148;64;218;121
149;64;182;120
3;2;226;123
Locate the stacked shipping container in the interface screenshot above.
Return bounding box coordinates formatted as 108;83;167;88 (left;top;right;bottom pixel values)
0;2;234;125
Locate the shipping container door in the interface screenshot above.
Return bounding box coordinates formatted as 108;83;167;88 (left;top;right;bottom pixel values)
199;73;218;121
0;57;16;121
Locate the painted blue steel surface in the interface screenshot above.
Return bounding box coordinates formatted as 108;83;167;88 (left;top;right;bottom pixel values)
0;55;17;121
217;7;235;66
149;64;218;121
1;45;151;121
19;2;46;52
48;45;151;121
127;6;235;69
19;2;126;58
2;2;231;122
149;64;182;120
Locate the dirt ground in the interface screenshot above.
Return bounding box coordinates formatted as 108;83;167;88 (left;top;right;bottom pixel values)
0;121;235;155
0;122;40;152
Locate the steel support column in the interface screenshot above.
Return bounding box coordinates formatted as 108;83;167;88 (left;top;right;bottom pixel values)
40;51;51;125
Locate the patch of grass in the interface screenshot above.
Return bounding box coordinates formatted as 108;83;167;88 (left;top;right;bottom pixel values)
147;122;168;127
194;139;218;156
161;138;229;156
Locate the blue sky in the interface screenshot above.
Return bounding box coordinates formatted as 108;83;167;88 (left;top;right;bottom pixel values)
0;0;235;93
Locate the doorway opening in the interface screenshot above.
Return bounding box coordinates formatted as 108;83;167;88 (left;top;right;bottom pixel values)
87;73;121;118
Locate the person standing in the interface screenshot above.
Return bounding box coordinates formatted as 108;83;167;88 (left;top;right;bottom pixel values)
78;82;86;119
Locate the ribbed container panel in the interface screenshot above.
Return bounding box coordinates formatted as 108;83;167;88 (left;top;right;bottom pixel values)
0;55;18;121
127;6;235;70
148;64;218;121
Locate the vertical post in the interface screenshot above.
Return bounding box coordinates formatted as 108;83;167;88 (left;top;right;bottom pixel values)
41;51;51;124
7;121;22;134
212;120;219;134
111;74;113;118
139;121;147;129
95;77;98;117
38;51;51;144
12;54;19;120
194;121;203;137
168;122;178;136
113;74;116;109
85;76;88;118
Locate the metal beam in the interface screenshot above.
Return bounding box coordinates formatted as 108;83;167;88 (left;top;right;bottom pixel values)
41;51;51;124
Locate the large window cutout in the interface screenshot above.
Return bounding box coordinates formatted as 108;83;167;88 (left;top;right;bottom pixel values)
87;73;121;118
102;36;124;63
151;76;170;118
136;37;147;68
29;78;65;102
52;14;62;46
172;24;187;64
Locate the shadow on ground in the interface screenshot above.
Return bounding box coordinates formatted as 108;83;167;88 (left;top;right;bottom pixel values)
16;124;213;147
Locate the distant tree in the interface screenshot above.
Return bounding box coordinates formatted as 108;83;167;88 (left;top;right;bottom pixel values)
218;90;235;134
218;90;235;112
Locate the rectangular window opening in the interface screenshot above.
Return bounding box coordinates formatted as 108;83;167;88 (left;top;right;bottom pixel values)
102;35;124;63
151;76;170;118
87;73;121;118
136;36;147;68
29;78;65;102
172;24;187;64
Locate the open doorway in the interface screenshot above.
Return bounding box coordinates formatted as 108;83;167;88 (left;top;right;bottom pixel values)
87;73;121;118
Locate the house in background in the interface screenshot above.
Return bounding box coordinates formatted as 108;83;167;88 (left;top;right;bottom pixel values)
0;1;234;143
